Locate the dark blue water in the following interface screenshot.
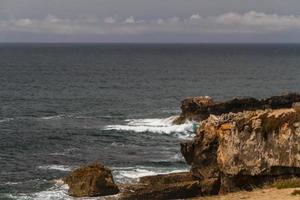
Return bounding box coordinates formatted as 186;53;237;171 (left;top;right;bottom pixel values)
0;43;300;199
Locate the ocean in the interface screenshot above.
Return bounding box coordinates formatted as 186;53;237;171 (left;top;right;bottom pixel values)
0;43;300;199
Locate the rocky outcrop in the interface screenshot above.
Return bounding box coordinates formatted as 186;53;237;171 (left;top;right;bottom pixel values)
181;105;300;194
119;172;203;200
63;162;119;197
173;93;300;124
62;94;300;199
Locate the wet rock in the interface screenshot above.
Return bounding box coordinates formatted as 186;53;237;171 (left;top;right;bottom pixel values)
181;107;300;194
120;172;202;200
174;93;300;124
63;162;119;197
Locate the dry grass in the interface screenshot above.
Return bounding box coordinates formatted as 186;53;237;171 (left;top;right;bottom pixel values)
192;187;300;200
273;178;300;189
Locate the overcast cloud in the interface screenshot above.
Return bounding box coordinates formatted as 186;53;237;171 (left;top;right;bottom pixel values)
1;0;300;42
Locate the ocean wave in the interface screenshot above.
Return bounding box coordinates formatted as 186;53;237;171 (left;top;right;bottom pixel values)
116;168;157;179
6;180;118;200
6;166;187;199
39;115;63;120
2;181;21;185
0;118;14;123
6;182;73;200
48;148;79;156
112;166;188;183
37;165;73;172
103;116;195;138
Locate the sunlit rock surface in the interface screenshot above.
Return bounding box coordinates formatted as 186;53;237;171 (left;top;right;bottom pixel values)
181;106;300;193
63;162;119;197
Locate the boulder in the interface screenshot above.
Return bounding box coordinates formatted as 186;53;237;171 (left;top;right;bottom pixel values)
63;162;119;197
181;107;300;194
174;93;300;124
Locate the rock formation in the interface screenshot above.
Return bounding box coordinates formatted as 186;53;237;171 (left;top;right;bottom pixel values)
63;94;300;199
181;104;300;194
119;172;202;200
63;162;119;197
173;93;300;124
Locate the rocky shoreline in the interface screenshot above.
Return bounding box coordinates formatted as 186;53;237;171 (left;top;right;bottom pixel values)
173;93;300;124
62;93;300;199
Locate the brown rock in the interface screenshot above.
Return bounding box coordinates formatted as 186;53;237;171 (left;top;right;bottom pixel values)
120;172;202;200
174;93;300;124
181;107;300;194
63;162;119;197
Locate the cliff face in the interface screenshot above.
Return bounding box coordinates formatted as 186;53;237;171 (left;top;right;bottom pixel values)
174;93;300;124
181;105;300;193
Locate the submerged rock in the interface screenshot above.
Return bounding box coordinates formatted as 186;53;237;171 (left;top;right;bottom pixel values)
174;93;300;124
63;162;119;197
181;107;300;194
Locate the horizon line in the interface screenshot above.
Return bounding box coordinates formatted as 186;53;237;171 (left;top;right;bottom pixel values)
1;42;300;45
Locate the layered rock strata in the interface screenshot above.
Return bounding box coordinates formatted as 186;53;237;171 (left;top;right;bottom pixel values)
119;172;202;200
173;93;300;124
181;105;300;193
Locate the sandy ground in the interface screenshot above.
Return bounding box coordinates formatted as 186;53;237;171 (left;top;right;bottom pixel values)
192;188;300;200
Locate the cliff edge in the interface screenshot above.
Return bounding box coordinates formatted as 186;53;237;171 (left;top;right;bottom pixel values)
181;103;300;194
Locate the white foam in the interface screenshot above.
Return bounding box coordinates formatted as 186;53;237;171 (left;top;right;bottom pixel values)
8;183;73;200
103;116;195;138
39;115;63;120
164;153;185;162
113;166;188;183
7;166;188;200
8;182;118;200
37;165;73;172
118;168;157;179
3;181;21;185
0;118;14;123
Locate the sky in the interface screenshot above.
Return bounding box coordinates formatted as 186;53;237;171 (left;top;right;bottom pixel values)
1;0;300;43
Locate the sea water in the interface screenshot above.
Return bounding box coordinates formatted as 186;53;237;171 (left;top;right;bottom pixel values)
1;43;300;199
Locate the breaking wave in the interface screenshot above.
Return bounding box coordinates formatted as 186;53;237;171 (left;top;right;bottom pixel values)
103;116;195;139
5;181;73;200
37;165;73;172
0;118;14;123
39;115;63;120
112;166;188;183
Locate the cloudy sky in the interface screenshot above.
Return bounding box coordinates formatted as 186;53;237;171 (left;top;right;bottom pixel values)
1;0;300;42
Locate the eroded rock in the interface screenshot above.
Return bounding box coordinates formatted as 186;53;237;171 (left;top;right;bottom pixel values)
63;162;119;197
181;107;300;193
119;172;202;200
174;93;300;124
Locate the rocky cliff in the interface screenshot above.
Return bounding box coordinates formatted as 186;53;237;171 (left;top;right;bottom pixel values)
173;93;300;124
181;103;300;194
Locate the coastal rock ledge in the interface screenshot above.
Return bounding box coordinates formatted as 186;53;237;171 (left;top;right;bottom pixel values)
173;93;300;124
181;103;300;194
